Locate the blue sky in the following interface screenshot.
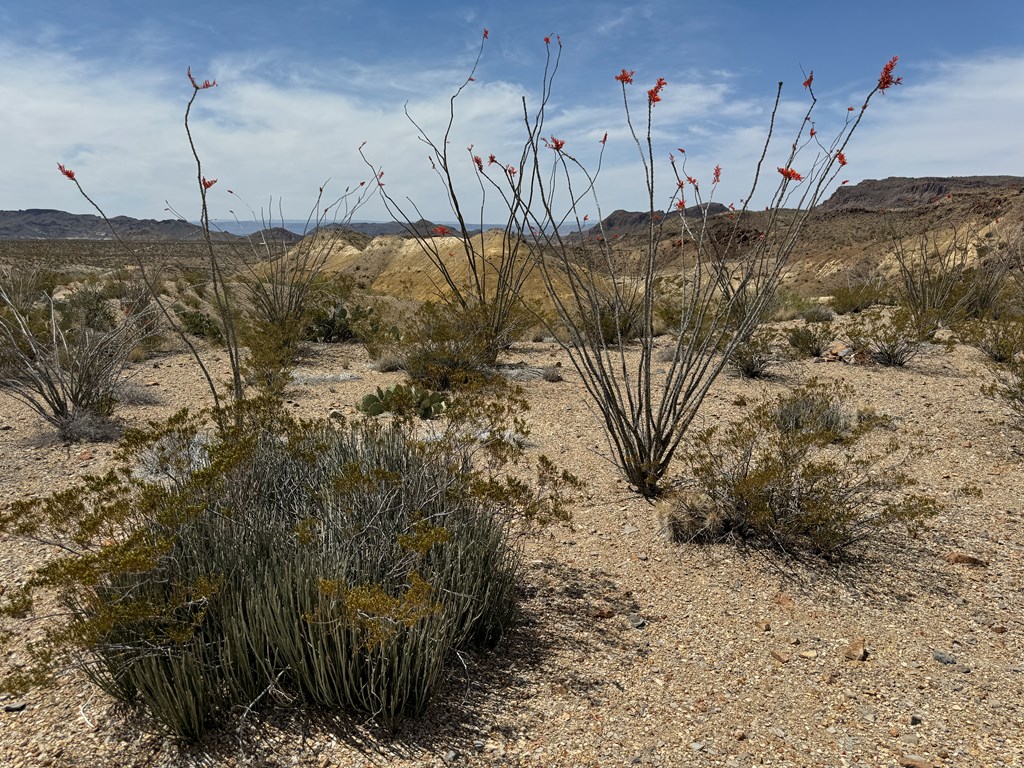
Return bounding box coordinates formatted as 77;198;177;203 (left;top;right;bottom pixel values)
3;0;1023;224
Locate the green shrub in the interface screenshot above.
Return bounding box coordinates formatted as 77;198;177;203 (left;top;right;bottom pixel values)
57;286;117;333
786;322;834;359
401;302;494;390
176;308;223;343
829;280;885;315
1;277;141;441
799;304;835;323
728;332;774;379
848;309;923;367
665;384;940;558
985;358;1024;436
958;317;1024;363
305;302;374;343
0;399;573;740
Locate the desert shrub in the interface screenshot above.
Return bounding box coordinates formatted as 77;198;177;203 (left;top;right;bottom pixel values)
786;322;834;359
665;385;940;558
985;358;1024;437
304;301;375;343
799;304;835;323
0;399;573;740
401;302;495;390
176;307;223;343
0;278;142;441
958;317;1024;363
771;379;851;442
56;285;117;333
728;332;775;379
847;309;923;367
829;272;886;315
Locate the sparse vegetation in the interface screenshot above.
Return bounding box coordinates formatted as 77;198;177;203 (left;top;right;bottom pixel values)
664;382;941;558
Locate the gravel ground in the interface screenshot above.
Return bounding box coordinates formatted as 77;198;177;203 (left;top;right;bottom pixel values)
1;337;1022;768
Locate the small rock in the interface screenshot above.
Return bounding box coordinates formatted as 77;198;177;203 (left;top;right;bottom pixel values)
637;553;648;561
945;552;989;567
4;702;26;712
932;650;956;665
910;714;924;726
991;625;1008;634
798;650;818;660
771;650;791;664
899;755;934;768
773;592;795;610
589;607;615;620
844;637;869;661
0;424;11;431
76;451;94;462
328;409;344;421
954;664;972;674
690;742;705;752
627;613;647;629
472;740;485;751
145;380;160;387
755;620;771;633
622;524;639;534
442;750;459;763
733;730;747;741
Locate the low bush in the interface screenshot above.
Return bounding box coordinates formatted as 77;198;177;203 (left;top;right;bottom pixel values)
786;322;834;359
958;317;1024;363
799;304;835;324
728;333;775;379
0;399;574;740
0;276;142;441
985;358;1024;438
665;382;940;558
847;309;923;367
176;307;223;343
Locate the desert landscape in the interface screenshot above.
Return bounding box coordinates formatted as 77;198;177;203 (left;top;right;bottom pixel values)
1;175;1023;768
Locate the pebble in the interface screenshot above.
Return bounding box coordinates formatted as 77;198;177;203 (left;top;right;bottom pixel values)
4;702;26;712
627;613;646;629
932;650;956;665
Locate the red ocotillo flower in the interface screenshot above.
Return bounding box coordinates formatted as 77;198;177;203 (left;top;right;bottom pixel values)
202;177;217;189
877;56;902;92
546;136;565;152
473;155;484;172
647;77;667;105
488;154;497;165
187;67;217;90
615;68;635;84
57;163;76;181
544;36;551;44
483;28;489;39
506;164;517;176
836;151;848;166
802;71;814;89
713;165;722;184
675;199;687;211
777;166;803;182
600;132;608;145
432;225;451;236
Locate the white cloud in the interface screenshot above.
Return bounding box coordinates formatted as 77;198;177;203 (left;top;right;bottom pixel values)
2;40;1022;227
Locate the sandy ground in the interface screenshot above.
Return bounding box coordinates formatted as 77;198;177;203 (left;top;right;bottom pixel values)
1;335;1022;768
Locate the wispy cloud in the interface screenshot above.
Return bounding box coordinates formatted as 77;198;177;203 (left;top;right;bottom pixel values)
2;29;1022;224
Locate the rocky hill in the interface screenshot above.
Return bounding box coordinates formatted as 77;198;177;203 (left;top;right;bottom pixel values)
820;175;1024;211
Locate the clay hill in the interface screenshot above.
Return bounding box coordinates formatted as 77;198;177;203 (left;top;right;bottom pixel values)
3;176;1023;298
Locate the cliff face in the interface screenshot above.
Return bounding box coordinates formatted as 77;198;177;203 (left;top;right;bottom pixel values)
819;176;1024;211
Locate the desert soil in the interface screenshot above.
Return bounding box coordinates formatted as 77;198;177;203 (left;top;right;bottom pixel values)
0;335;1022;768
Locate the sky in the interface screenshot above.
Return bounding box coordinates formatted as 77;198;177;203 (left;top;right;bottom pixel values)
2;0;1023;226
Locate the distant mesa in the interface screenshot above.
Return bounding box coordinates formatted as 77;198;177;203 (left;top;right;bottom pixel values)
820;175;1024;211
